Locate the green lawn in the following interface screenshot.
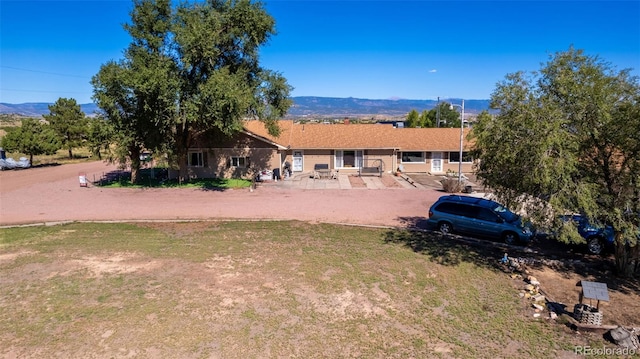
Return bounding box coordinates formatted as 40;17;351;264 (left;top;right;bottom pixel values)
99;171;252;189
0;221;604;358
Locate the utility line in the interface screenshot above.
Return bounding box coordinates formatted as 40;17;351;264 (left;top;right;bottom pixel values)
1;88;86;94
0;65;91;79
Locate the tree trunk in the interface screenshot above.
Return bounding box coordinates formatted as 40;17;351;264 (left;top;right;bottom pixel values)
129;146;141;184
68;147;73;159
177;149;188;184
632;244;640;277
614;233;636;278
175;122;191;184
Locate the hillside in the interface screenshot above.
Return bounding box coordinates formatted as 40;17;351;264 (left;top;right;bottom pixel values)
0;97;490;118
289;97;490;117
0;103;99;117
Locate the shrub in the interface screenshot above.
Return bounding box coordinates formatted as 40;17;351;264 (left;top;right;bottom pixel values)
441;178;464;193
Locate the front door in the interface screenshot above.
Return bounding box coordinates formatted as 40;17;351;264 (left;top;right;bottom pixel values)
293;151;303;172
431;152;443;173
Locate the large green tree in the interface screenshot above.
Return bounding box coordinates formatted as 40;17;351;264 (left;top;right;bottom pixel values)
93;0;292;183
92;0;178;183
170;0;292;181
427;102;462;128
44;98;87;159
471;47;640;277
85;116;116;160
1;118;61;164
405;109;420;127
419;110;434;128
405;109;435;128
405;105;455;128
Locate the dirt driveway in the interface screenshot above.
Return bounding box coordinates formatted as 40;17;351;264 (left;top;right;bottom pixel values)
0;161;442;228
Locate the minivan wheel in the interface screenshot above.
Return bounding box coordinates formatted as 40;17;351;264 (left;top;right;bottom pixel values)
438;222;452;235
587;237;604;255
503;232;518;245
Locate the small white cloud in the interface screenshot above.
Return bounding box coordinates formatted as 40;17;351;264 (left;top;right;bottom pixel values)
428;69;437;73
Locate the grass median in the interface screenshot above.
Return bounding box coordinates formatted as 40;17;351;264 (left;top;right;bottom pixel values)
0;221;600;358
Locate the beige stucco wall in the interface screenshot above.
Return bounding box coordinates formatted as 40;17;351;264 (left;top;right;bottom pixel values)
397;151;474;174
279;149;396;175
298;149;333;172
209;147;280;179
362;149;395;174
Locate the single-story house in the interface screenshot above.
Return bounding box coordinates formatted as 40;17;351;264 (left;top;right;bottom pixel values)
181;120;475;179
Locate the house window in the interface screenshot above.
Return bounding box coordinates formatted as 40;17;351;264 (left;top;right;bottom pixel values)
231;156;248;168
401;151;425;163
335;150;363;168
448;151;473;163
189;151;204;167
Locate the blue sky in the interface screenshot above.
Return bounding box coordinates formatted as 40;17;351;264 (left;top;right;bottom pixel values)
1;0;639;104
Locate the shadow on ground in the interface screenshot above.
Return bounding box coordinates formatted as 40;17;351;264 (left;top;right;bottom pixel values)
385;219;639;296
383;225;508;271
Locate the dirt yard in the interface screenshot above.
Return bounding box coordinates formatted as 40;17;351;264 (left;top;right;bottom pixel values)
1;161;639;350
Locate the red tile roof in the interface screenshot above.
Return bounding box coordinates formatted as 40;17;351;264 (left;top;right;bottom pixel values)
243;120;473;151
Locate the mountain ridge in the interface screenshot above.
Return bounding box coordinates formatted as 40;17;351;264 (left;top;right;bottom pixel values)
0;96;491;118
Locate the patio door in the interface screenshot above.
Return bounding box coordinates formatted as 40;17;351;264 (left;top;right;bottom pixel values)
293;151;303;172
431;152;443;173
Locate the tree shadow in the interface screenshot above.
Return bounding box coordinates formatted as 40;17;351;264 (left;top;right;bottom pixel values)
30;163;61;169
383;224;514;271
389;216;639;296
395;216;430;230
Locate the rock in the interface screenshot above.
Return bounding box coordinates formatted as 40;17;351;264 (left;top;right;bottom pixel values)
518;292;525;298
532;303;545;311
607;326;640;350
527;276;540;286
533;313;541;318
525;284;535;291
532;294;546;302
549;312;558;320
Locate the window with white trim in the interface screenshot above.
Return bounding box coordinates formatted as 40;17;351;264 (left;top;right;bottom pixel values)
335;150;363;168
189;151;204;167
401;151;425;163
230;156;248;168
448;151;473;163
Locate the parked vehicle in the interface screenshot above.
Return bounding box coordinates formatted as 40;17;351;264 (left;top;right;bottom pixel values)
556;214;639;255
556;215;614;255
426;195;534;244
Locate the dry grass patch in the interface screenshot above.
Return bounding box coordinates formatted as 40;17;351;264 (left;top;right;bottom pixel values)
0;221;618;358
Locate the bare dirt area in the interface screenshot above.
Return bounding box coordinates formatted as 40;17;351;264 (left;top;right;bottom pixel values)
0;161;440;228
347;174;367;188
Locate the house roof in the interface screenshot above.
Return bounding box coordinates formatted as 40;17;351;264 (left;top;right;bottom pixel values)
243;120;473;151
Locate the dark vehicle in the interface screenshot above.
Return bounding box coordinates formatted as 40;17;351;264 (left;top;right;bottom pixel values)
557;215;614;255
426;195;534;244
557;214;639;255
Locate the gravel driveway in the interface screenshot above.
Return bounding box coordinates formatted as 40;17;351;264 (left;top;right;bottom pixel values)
0;161;444;228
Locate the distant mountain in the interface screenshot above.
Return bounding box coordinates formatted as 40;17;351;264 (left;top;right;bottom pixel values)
0;97;490;118
288;97;491;117
0;103;99;117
